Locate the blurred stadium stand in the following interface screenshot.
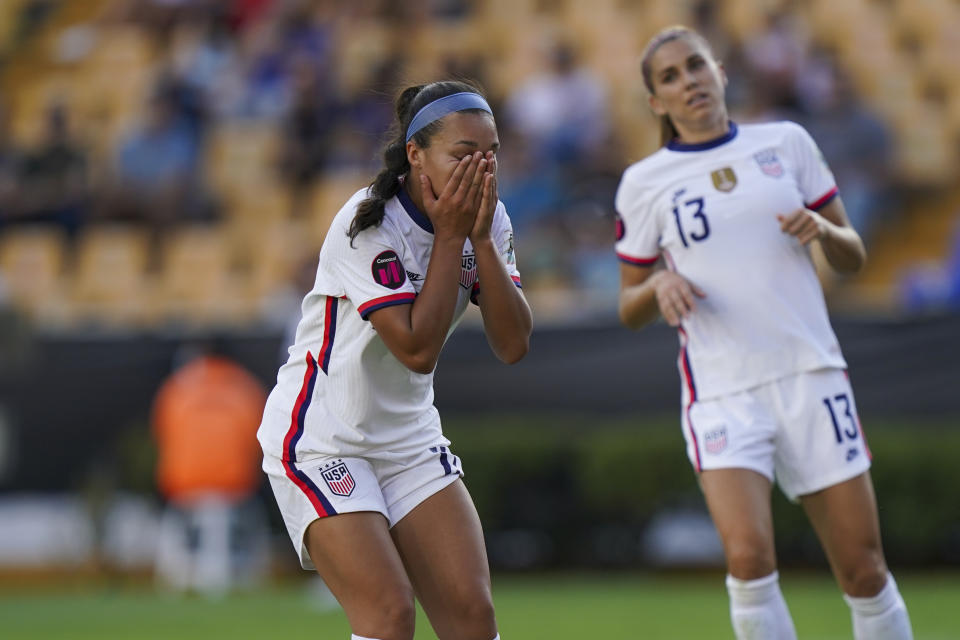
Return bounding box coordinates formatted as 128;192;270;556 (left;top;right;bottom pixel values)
0;0;956;328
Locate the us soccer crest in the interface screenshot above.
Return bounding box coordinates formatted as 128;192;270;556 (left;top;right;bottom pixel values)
460;252;477;289
704;427;728;454
711;167;737;192
320;460;355;497
754;149;784;178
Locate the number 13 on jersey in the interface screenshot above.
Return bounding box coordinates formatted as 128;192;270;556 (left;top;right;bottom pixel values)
673;196;710;247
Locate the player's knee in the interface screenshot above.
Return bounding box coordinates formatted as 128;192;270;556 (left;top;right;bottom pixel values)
356;589;416;640
838;551;888;597
725;539;777;580
443;584;497;637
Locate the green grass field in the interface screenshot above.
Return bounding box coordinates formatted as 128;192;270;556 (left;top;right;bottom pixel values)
1;571;957;639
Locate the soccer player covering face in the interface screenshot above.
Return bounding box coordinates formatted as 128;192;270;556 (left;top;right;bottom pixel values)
258;81;531;640
615;27;912;640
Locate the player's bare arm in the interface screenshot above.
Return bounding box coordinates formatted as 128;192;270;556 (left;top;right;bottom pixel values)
777;197;866;273
619;262;705;329
471;154;532;364
369;153;485;374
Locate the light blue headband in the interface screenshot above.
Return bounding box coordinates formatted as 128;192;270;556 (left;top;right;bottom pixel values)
405;92;493;142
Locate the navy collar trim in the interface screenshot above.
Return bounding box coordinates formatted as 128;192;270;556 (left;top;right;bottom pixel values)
397;186;434;233
667;122;738;152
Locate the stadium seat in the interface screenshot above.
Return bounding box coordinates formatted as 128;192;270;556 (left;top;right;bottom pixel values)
69;225;152;326
0;226;69;321
246;220;317;302
205;122;281;204
153;225;256;326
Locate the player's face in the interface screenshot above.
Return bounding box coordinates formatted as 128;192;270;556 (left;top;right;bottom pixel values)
647;36;727;130
412;111;499;194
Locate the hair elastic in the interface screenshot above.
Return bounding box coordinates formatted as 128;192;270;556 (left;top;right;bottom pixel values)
405;92;493;142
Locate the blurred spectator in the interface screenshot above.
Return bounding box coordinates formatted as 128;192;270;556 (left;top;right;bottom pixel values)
505;40;610;167
169;11;240;119
11;103;90;239
327;53;404;172
232;1;334;120
901;220;960;312
151;339;269;596
276;52;339;217
101;80;215;237
742;9;809;113
0;102;22;226
799;60;894;243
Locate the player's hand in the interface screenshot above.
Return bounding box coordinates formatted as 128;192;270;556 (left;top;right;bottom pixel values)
652;270;706;326
420;151;486;240
470;151;497;242
777;208;831;245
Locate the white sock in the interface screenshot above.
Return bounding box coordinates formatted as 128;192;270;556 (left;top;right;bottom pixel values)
351;636;382;640
844;573;913;640
726;571;797;640
492;636;500;640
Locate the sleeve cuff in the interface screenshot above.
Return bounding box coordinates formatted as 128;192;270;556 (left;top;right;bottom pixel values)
806;186;839;211
617;252;659;266
357;292;417;319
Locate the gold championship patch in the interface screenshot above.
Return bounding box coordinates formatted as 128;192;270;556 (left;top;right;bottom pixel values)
711;167;737;192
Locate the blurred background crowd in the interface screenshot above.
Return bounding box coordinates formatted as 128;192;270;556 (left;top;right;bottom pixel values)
0;0;958;595
0;0;958;332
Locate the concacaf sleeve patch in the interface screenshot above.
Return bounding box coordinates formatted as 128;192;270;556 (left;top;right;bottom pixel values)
371;250;406;289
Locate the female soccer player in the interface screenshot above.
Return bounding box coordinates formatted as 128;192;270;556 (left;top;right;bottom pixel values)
615;27;912;640
258;80;531;640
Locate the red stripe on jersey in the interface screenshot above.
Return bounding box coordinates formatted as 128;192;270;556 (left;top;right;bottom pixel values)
357;292;417;318
617;252;659;266
282;351;316;463
806;186;839;211
511;275;523;288
318;296;338;374
280;352;334;517
678;327;701;472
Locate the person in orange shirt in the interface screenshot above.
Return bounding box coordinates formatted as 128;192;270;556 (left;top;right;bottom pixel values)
152;341;268;596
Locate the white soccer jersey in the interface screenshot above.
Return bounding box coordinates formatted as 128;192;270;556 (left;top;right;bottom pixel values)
615;121;847;401
258;186;522;465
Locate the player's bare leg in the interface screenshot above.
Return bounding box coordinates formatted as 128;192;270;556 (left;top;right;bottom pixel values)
700;468;777;579
390;479;498;640
304;512;415;640
700;468;796;640
801;472;913;639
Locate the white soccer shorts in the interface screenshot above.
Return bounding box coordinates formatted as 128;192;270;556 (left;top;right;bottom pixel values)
682;367;872;501
263;444;464;569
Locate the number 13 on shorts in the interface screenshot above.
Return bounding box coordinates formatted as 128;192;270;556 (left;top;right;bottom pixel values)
823;393;859;444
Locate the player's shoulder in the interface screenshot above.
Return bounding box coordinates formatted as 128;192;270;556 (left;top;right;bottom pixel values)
330;187;407;235
620;146;673;184
617;148;671;202
739;120;810;144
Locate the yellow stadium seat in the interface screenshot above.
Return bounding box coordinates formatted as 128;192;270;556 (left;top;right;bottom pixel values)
154;225;257;327
0;226;68;321
247;220;318;301
69;225;151;325
205;121;280;200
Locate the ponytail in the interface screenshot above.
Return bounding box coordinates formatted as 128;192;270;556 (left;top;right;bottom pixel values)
348;80;489;244
348;85;422;243
657;115;680;148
